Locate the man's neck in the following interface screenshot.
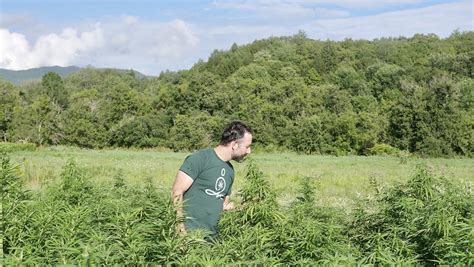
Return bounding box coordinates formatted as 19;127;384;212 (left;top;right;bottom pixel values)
214;145;232;162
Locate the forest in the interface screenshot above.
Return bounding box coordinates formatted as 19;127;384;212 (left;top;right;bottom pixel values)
1;30;473;157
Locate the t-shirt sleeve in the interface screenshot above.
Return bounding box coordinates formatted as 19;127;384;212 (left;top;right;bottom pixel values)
226;178;234;196
179;153;203;180
226;164;235;196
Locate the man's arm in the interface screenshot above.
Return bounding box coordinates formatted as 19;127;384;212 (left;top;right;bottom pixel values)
223;195;235;211
171;170;194;234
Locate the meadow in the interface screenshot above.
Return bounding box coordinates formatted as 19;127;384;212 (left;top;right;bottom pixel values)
2;146;473;265
8;146;474;205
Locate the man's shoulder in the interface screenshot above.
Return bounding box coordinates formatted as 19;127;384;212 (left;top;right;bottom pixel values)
186;148;213;160
180;149;213;179
195;148;213;156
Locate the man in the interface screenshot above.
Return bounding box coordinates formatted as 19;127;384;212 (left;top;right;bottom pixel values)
172;121;253;238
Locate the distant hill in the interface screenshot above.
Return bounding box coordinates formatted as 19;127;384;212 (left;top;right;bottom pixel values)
0;66;81;84
0;66;151;84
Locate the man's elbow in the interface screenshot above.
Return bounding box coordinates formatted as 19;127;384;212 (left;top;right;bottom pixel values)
172;187;185;199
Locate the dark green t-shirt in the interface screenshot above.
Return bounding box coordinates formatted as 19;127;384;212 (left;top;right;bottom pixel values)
179;148;234;236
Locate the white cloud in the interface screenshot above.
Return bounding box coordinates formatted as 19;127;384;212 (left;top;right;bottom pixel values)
211;0;344;19
293;0;425;8
0;13;50;41
0;26;104;70
0;29;30;68
211;0;425;14
314;7;350;18
303;1;473;40
148;19;199;59
1;1;471;75
122;15;139;26
73;18;200;74
0;16;200;74
110;33;130;54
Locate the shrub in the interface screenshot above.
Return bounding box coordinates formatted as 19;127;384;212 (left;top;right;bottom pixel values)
1;153;31;263
350;165;473;265
275;176;355;264
368;143;401;156
2;157;192;265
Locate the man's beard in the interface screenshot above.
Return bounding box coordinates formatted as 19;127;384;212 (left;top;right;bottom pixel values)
232;153;247;163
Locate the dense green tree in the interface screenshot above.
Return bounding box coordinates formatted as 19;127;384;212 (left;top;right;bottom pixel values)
168;113;224;151
289;115;324;154
415;74;464;156
110;113;170;148
331;65;368;95
315;41;338;74
62;89;108;148
9;94;62;145
100;80;144;125
41;72;68;108
367;62;405;99
0;80;18;142
323;86;353;114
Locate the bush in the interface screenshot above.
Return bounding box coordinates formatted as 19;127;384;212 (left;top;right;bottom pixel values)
350;165;473;265
368;143;400;156
1;153;31;263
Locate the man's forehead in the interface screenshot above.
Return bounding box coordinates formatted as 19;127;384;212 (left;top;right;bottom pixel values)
242;132;253;143
237;132;252;142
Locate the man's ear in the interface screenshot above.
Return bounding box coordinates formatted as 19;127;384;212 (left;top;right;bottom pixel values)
232;141;239;150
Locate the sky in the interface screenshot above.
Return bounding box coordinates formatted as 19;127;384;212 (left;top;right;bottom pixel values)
0;0;473;75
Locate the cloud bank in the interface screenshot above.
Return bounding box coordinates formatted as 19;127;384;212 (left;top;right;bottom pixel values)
0;26;104;70
0;0;471;75
304;1;473;40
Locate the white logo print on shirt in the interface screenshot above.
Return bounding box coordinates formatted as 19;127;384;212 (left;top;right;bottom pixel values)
205;168;226;199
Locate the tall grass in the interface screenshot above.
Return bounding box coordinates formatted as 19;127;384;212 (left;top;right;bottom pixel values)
2;154;190;265
2;152;472;264
8;147;474;207
0;142;36;153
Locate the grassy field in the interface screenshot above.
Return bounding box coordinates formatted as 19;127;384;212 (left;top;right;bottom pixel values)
8;146;474;208
4;145;473;265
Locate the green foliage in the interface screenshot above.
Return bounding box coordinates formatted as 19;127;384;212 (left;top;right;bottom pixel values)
2;156;192;265
2;32;473;157
168;113;223;151
350;165;473;265
280;176;354;263
58;159;93;205
1;153;31;262
113;169;126;190
289;115;324;154
0;80;18;142
206;161;355;265
368;143;401;156
41;72;68;108
227;159;282;229
2;157;472;265
110;113;170;148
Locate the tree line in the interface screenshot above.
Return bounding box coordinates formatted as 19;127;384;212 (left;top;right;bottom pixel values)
1;30;472;157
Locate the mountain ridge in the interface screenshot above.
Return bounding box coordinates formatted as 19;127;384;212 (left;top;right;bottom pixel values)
0;66;151;84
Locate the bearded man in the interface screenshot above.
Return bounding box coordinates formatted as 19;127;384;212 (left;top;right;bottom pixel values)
172;121;253;239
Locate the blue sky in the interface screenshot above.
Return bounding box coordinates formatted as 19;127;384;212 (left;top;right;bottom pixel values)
1;0;472;75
